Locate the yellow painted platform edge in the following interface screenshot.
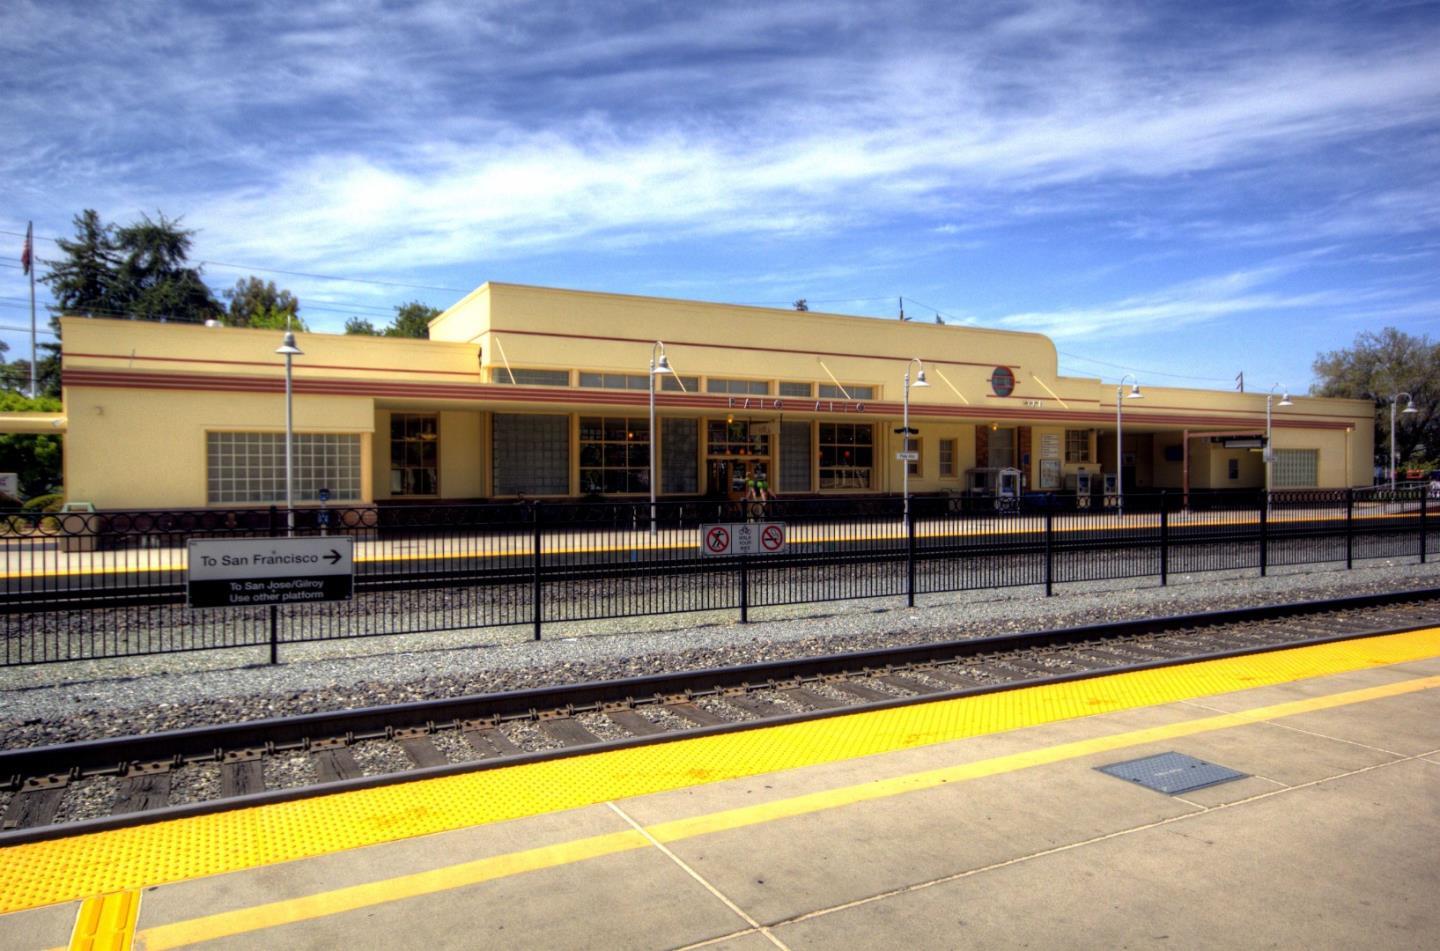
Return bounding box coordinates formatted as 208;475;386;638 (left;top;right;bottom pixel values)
2;626;1438;918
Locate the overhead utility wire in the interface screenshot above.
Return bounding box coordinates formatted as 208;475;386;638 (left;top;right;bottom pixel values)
1057;349;1234;384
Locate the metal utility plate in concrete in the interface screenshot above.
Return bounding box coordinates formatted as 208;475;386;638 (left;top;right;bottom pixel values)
1097;751;1248;795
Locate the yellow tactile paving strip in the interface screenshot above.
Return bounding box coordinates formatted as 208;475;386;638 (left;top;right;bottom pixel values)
1;627;1437;917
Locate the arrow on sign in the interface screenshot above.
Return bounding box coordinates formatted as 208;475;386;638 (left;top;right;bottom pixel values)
325;549;343;565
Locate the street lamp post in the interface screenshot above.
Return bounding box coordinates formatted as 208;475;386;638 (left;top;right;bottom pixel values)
1115;375;1142;514
276;331;304;537
1391;392;1417;492
1265;384;1293;501
649;341;674;536
902;358;929;521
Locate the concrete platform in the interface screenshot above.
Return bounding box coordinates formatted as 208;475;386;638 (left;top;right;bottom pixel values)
3;640;1438;949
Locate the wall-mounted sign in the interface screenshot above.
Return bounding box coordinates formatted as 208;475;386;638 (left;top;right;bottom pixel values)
990;367;1015;397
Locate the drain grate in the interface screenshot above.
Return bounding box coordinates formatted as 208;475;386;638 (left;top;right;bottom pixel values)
1097;752;1247;795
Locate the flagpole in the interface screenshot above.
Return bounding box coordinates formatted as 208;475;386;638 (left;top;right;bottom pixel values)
26;221;36;399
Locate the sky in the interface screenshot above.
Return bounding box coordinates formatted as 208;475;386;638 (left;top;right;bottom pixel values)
2;0;1438;393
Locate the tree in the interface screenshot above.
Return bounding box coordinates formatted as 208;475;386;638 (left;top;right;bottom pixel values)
111;212;222;323
41;210;122;317
1312;328;1440;469
385;300;439;338
344;317;380;335
223;276;300;329
0;392;63;497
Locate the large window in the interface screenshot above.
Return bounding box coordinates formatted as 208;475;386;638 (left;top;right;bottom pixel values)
207;432;361;504
1065;429;1092;463
706;419;770;456
707;378;769;395
390;414;438;496
1273;449;1319;488
579;416;651;494
819;383;875;400
819;423;873;488
492;414;569;495
490;368;570;386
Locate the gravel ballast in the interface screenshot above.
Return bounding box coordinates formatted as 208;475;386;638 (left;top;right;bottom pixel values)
2;558;1439;753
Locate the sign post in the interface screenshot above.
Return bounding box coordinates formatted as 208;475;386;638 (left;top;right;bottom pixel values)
188;537;354;608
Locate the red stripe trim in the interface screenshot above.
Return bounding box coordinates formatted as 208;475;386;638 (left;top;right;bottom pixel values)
61;369;1356;430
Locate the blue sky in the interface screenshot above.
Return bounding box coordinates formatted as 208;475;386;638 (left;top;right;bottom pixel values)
2;0;1438;392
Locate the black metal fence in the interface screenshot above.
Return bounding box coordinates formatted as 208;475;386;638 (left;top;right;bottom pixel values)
0;488;1430;666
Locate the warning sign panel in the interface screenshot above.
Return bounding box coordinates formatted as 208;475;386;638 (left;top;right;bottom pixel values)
699;522;787;557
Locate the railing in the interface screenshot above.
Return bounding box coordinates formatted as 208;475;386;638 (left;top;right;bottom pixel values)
0;488;1429;666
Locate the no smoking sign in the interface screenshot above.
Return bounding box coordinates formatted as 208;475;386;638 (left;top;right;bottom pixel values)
699;522;787;557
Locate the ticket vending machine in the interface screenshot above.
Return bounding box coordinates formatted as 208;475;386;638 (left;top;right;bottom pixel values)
1068;470;1093;509
996;467;1022;514
1102;473;1119;508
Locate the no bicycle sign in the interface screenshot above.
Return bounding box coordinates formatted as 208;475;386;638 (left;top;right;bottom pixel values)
698;522;787;557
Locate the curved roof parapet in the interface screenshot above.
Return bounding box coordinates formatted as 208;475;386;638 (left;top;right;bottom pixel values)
0;413;67;434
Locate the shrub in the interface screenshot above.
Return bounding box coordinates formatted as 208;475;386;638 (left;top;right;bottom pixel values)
22;493;65;513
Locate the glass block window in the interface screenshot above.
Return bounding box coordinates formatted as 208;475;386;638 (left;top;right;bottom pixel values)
819;423;873;489
778;382;812;397
780;421;812;492
662;418;699;494
1065;429;1092;463
207;432;361;504
490;367;570;386
492;413;569;495
390;414;438;496
578;416;650;495
706;419;770;457
938;438;957;477
1273;449;1318;488
707;378;770;395
660;375;699;393
819;383;875;400
578;372;649;390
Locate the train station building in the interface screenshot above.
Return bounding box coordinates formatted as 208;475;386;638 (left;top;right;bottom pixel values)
51;282;1373;510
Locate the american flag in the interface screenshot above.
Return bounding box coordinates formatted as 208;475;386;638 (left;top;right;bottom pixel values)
20;222;31;276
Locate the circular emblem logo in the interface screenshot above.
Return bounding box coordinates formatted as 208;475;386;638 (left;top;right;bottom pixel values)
990;367;1015;397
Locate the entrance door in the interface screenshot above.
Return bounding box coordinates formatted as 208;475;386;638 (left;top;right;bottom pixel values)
706;460;769;500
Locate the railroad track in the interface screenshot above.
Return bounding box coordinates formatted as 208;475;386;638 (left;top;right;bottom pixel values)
3;588;1439;845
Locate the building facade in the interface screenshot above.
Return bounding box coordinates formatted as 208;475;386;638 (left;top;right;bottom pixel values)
56;283;1373;510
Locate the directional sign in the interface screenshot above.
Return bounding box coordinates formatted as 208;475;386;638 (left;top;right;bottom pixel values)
895;451;919;462
699;523;787;556
187;537;354;608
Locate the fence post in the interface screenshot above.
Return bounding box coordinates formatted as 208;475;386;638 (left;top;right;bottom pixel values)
906;504;917;608
1159;492;1168;587
1421;488;1428;565
1259;492;1268;578
268;504;279;665
1345;488;1354;570
532;501;543;641
739;553;750;624
1044;509;1054;597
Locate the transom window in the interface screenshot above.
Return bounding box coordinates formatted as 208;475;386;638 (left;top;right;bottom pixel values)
819;423;874;488
707;378;770;395
390;413;438;496
660;375;699;392
490;367;570;386
578;372;648;390
706;419;770;457
778;381;813;397
207;432;361;504
579;417;651;494
819;383;875;400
